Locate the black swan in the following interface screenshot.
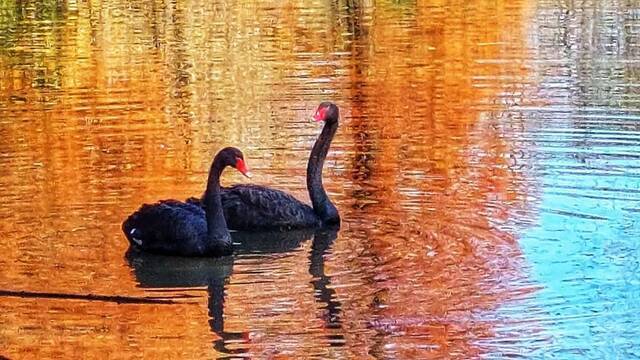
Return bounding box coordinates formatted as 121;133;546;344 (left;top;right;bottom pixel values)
122;147;251;257
191;102;340;231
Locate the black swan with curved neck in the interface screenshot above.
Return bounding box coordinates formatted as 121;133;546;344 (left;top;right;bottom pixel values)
122;147;251;257
205;102;340;231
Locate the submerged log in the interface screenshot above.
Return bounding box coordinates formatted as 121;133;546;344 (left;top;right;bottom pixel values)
0;289;198;305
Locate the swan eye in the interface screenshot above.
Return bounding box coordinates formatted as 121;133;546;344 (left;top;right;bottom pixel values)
130;228;143;245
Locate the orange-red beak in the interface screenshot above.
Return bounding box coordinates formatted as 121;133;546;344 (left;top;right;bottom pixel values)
235;157;252;178
313;107;327;122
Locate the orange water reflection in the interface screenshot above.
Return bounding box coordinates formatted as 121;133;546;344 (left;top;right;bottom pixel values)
329;1;537;358
1;0;537;358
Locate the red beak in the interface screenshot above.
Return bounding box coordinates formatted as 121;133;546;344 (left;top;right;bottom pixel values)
313;107;326;122
235;158;252;178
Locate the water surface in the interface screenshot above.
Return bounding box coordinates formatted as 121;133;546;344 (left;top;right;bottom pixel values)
1;0;639;358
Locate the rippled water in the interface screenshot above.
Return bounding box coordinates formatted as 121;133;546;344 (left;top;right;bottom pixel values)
1;1;639;358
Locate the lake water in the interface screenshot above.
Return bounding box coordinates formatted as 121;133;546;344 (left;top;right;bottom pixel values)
1;1;639;358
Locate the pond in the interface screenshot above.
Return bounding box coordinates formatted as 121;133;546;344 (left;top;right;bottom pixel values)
1;1;639;358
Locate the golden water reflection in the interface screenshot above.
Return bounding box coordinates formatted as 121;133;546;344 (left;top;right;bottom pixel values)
2;0;542;358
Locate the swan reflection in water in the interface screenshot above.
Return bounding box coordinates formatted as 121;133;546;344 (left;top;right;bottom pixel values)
125;227;342;356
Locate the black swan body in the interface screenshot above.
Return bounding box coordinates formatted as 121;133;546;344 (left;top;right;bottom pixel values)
122;147;251;257
193;102;341;231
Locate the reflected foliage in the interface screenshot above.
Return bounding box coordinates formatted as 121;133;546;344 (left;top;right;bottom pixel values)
1;0;639;359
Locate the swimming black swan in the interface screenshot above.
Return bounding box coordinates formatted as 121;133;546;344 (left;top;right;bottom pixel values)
192;102;341;231
122;147;252;257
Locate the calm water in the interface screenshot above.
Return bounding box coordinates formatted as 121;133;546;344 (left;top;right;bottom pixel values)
1;0;639;358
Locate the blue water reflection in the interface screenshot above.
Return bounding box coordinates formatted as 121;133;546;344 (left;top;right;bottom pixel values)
498;111;640;358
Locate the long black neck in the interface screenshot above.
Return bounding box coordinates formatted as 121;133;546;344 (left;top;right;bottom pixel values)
307;119;340;225
203;158;232;255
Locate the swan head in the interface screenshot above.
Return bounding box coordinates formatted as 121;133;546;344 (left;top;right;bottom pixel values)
313;102;339;124
217;147;252;178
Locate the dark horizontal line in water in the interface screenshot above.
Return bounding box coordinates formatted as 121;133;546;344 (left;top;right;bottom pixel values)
544;190;640;203
541;166;640;176
541;163;640;170
141;287;208;292
0;289;199;305
540;208;609;221
514;120;640;129
535;140;640;148
540;149;640;160
540;170;640;180
511;105;640;114
517;129;640;138
543;183;640;195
